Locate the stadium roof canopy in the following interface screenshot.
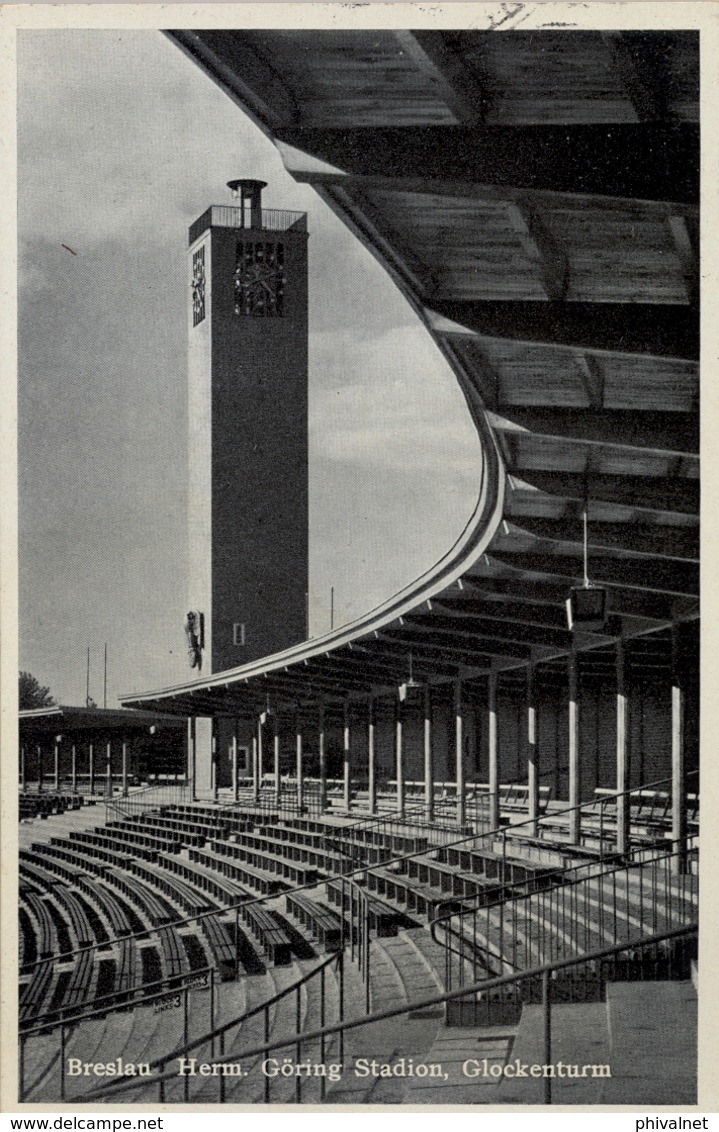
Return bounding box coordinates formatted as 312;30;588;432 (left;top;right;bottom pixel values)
19;706;187;735
121;29;699;719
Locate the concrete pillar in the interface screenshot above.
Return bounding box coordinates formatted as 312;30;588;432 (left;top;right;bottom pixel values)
187;718;197;801
615;639;630;856
54;737;61;791
671;622;688;874
395;696;405;816
122;741;128;798
568;649;580;845
343;699;351;813
527;665;539;836
231;730;239;802
423;685;434;820
257;718;264;798
20;745;26;791
488;671;499;831
212;723;219;801
252;727;260;803
296;711;304;811
37;744;43;793
105;739;113;798
71;743;77;794
454;680;465;827
367;697;376;815
318;700;327;813
274;724;281;806
192;718;214;800
88;742;94;796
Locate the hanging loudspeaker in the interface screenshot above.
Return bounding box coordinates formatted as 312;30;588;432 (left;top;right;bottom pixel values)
566;587;607;632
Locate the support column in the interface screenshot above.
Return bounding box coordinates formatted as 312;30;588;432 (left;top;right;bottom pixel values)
488;671;499;831
395;695;405;816
423;685;434;820
88;742;95;796
105;739;113;798
212;723;219;801
54;737;61;791
671;622;688;874
71;743;77;794
257;718;264;799
122;741;128;798
274;723;281;806
454;680;465;827
318;700;327;814
527;664;539;837
252;727;260;803
231;730;239;802
20;745;26;791
187;718;197;801
296;710;304;812
37;744;43;793
615;639;630;857
568;649;580;845
367;696;376;816
343;699;351;813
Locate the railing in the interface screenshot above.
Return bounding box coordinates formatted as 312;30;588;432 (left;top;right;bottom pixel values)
147;952;341;1105
105;780;188;819
189;206;307;243
19;966;215;1102
432;835;698;1014
76;925;697;1105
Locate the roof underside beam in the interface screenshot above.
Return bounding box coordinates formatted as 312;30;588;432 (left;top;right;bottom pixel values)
427;301;699;360
502;518;698;560
273;124;698;203
485;551;698;597
508;471;698;516
489;407;697;455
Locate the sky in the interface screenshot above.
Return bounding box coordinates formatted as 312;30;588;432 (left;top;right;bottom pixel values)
17;29;482;706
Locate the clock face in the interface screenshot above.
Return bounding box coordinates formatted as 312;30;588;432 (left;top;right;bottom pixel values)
192;246;206;326
235;241;285;317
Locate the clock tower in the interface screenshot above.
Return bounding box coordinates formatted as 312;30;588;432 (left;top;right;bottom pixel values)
187;180;309;674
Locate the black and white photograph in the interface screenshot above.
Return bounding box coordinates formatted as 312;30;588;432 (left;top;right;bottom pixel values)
4;2;713;1111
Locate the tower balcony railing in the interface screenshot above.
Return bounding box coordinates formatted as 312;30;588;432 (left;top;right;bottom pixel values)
189;205;307;243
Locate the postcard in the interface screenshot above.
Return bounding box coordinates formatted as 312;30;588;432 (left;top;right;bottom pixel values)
2;1;716;1115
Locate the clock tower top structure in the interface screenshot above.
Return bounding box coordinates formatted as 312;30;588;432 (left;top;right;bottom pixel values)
187;181;309;675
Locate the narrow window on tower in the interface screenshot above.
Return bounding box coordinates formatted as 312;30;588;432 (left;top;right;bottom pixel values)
234;241;285;317
191;245;206;326
233;622;246;647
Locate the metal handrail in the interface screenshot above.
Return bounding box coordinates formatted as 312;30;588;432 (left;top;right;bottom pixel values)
104;951;338;1079
19;772;697;973
431;834;698;993
20;966;214;1038
76;923;697;1104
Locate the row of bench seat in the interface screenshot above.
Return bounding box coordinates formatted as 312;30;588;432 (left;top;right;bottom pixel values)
285;892;343;952
19;793;84;821
239;903;292;965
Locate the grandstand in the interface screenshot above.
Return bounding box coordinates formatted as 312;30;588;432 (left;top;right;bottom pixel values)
18;28;699;1106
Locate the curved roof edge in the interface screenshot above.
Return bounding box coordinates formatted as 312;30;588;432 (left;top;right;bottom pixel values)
121;406;505;706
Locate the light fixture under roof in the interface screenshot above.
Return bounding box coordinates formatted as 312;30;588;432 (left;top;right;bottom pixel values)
399;652;422;700
566;503;607;632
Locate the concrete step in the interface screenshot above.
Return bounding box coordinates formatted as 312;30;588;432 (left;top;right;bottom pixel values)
496;1001;610;1104
600;980;697;1104
403;1024;516;1104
